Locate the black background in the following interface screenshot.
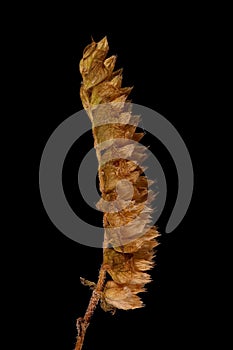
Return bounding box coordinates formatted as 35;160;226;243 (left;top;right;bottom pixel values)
22;5;210;350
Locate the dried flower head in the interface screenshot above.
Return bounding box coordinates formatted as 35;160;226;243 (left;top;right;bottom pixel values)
75;36;159;350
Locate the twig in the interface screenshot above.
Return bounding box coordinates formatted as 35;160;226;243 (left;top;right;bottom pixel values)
74;264;107;350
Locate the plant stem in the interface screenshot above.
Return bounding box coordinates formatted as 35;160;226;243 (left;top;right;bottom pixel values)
74;264;107;350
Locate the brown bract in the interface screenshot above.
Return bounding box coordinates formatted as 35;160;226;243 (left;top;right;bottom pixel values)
79;37;159;311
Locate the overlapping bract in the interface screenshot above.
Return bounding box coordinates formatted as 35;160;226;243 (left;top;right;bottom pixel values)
80;37;159;311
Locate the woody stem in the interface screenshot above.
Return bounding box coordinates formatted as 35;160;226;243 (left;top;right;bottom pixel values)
74;264;107;350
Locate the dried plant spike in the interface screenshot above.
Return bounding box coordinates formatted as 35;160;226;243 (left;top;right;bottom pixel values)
75;36;160;350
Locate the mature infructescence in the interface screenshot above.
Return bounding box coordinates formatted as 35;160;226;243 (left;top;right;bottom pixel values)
75;36;159;350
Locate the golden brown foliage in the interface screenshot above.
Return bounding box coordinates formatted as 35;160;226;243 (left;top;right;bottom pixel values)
79;36;159;312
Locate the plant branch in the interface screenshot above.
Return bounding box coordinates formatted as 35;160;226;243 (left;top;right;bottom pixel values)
74;264;107;350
